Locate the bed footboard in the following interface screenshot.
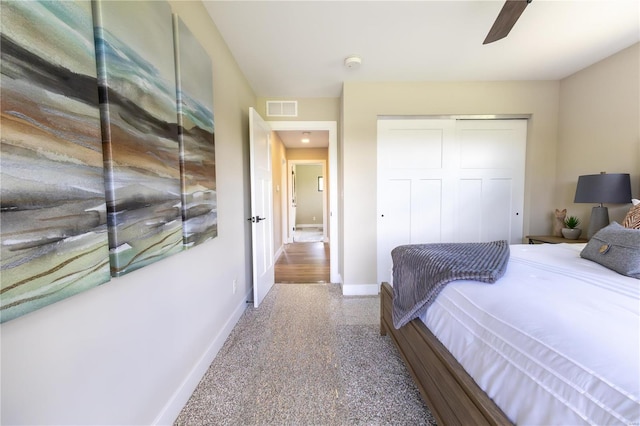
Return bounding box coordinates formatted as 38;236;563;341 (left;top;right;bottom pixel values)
380;282;511;425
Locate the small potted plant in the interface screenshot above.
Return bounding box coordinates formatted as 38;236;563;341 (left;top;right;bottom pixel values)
561;216;582;240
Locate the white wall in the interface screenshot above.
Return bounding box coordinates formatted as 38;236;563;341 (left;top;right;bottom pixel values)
1;2;256;424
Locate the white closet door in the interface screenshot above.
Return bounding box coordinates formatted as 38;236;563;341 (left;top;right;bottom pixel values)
453;119;526;244
376;119;455;285
377;118;526;285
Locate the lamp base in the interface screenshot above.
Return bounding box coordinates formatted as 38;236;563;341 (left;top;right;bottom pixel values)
587;206;609;239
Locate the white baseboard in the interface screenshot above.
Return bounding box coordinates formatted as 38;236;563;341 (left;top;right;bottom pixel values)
274;244;284;261
341;283;380;296
153;292;249;425
331;272;342;285
295;224;322;229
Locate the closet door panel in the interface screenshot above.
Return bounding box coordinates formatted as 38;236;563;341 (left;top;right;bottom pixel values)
458;129;515;169
484;178;514;242
412;179;442;243
377;178;411;285
456;179;483;242
378;129;444;170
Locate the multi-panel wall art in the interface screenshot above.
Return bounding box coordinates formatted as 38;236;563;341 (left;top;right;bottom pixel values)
93;0;183;276
0;0;111;323
174;16;218;247
0;0;217;323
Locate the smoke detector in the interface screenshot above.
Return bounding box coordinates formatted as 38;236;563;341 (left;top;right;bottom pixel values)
344;55;362;69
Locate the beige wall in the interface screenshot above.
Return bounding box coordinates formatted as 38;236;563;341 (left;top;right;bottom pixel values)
557;43;640;227
1;2;257;424
341;81;560;287
257;97;340;122
271;132;287;251
288;147;329;161
295;164;324;225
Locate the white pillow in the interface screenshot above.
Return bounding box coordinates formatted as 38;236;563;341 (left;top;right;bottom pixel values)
632;199;640;206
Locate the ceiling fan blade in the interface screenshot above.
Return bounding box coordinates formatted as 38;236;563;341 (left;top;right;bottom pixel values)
483;0;531;45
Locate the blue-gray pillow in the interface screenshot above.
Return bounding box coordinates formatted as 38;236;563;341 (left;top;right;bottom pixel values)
580;222;640;279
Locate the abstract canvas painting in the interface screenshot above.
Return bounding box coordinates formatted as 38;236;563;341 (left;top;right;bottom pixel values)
0;0;111;323
93;0;183;276
173;15;218;247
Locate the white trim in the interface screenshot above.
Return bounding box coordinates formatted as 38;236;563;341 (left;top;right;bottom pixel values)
341;283;380;296
153;295;248;425
268;121;339;284
274;244;284;262
377;114;532;120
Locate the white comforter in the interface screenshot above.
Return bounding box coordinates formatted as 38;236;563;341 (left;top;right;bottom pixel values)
421;243;640;425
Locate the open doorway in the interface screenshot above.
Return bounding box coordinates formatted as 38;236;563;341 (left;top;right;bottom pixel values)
269;121;338;284
289;161;327;243
277;146;328;283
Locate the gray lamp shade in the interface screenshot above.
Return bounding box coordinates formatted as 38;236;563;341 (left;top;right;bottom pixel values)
574;173;632;204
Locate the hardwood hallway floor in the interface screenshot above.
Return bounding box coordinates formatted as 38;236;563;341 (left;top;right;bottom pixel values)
275;242;330;283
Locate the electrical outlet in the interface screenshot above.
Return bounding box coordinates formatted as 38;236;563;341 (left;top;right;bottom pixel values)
312;216;316;221
232;279;237;294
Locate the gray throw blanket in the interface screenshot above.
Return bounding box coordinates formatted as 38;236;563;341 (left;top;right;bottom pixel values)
392;240;509;329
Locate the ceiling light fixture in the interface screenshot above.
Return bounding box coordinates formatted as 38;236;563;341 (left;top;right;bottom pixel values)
301;132;310;143
344;55;362;69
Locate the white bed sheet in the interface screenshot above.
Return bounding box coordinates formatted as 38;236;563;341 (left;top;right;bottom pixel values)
420;243;640;425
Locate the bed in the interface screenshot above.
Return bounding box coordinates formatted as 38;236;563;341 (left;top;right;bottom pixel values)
380;238;640;425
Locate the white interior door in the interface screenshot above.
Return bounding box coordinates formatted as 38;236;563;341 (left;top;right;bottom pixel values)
249;108;274;307
377;118;527;285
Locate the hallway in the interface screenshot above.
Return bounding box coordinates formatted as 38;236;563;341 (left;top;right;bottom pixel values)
275;242;330;283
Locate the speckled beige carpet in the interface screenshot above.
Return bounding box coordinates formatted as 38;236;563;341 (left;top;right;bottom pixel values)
175;284;436;425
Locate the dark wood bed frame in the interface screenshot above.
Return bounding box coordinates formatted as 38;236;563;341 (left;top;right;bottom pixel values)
380;282;512;425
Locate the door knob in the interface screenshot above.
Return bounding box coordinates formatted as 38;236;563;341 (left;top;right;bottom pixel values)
256;216;266;222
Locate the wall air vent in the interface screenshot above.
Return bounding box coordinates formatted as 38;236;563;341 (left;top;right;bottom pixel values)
266;100;298;117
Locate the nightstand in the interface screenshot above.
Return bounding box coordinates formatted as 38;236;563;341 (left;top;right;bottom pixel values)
525;235;588;244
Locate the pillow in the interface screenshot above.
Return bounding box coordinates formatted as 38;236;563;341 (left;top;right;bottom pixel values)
622;202;640;229
580;222;640;279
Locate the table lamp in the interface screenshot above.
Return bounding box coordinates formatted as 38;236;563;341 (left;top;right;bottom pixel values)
574;172;632;239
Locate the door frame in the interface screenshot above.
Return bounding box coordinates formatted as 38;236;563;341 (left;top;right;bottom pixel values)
268;121;339;284
288;160;328;243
